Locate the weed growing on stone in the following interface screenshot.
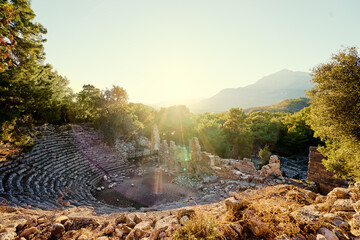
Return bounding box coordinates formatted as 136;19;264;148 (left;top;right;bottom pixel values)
172;211;221;240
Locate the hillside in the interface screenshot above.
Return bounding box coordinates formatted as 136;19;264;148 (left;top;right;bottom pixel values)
189;69;312;113
244;97;310;113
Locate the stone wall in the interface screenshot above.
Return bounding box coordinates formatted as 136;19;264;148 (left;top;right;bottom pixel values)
307;146;348;194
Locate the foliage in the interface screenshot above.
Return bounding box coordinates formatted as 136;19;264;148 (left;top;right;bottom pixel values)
258;145;271;167
193;113;230;158
155;105;194;145
278;107;320;154
0;0;46;71
94;85;142;142
246;111;282;151
223;108;253;159
1;116;34;150
172;213;220;240
245;97;310;114
308;47;360;181
129;103;157;138
72;84;104;122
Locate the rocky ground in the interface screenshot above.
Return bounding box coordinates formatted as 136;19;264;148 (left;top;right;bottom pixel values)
2;182;360;239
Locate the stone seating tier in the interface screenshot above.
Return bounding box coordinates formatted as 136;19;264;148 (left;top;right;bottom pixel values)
0;124;137;214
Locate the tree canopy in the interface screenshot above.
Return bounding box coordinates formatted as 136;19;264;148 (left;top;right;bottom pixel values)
308;47;360;181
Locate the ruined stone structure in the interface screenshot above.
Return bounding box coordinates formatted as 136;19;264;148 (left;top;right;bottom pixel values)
189;137;201;162
150;125;160;152
259;155;282;178
0;124;136;214
168;141;176;165
158;140;169;164
307;146;348;194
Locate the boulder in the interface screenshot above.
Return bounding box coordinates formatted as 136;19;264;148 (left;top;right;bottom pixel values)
225;197;249;212
327;188;350;201
259;155;282;178
51;223;65;238
230;158;257;175
19;227;39;238
332;199;354;212
317;227;339;240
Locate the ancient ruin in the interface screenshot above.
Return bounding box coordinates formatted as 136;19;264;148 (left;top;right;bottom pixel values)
1;124;356;239
308;146;348;194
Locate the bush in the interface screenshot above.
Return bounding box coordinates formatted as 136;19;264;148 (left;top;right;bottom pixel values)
258;145;271;168
172;212;220;240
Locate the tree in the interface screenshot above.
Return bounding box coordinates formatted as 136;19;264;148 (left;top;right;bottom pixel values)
308;47;360;181
74;85;104;122
193;113;230;157
279;107;320;155
223;108;253;159
247;111;282;151
0;0;46;72
155;105;194;145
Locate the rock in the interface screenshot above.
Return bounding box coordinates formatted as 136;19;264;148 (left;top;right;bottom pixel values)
225;197;249;212
151;125;160;151
0;231;17;240
350;212;360;236
180;215;189;225
64;220;73;231
115;214;128;225
19;227;39;238
316;234;327;240
55;215;69;224
332;199;354;211
103;224;115;235
77;235;88;240
134;220;152;232
230;158;257;175
37;217;46;224
322;213;342;221
291;205;321;225
177;209;195;220
276;234;291;240
219;224;239;240
159;140;169;164
117;224;132;235
327;188;350;200
331;219;349;230
125;229;147;240
354;200;360;212
133;214;142;224
334;211;355;220
155;216;177;232
315;195;327;203
189;137;201;163
229;223;243;236
317;227;339;240
259;155;282;178
149;229;160;240
96;237;109;240
126;218;136;228
51;223;65;238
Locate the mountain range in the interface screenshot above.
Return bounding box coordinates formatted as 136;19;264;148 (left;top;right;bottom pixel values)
151;69;313;113
188;69;312;113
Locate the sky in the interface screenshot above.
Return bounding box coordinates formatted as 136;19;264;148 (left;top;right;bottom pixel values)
31;0;360;104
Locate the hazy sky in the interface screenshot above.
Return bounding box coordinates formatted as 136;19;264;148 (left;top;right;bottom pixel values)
31;0;360;104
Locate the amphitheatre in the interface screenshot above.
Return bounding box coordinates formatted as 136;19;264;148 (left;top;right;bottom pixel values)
1;123;360;240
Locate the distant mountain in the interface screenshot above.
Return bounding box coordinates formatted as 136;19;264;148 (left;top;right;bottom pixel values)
244;97;310;114
189;69;312;113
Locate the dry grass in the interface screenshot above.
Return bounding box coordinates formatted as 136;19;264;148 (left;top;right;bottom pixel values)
172;204;222;240
226;185;323;239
